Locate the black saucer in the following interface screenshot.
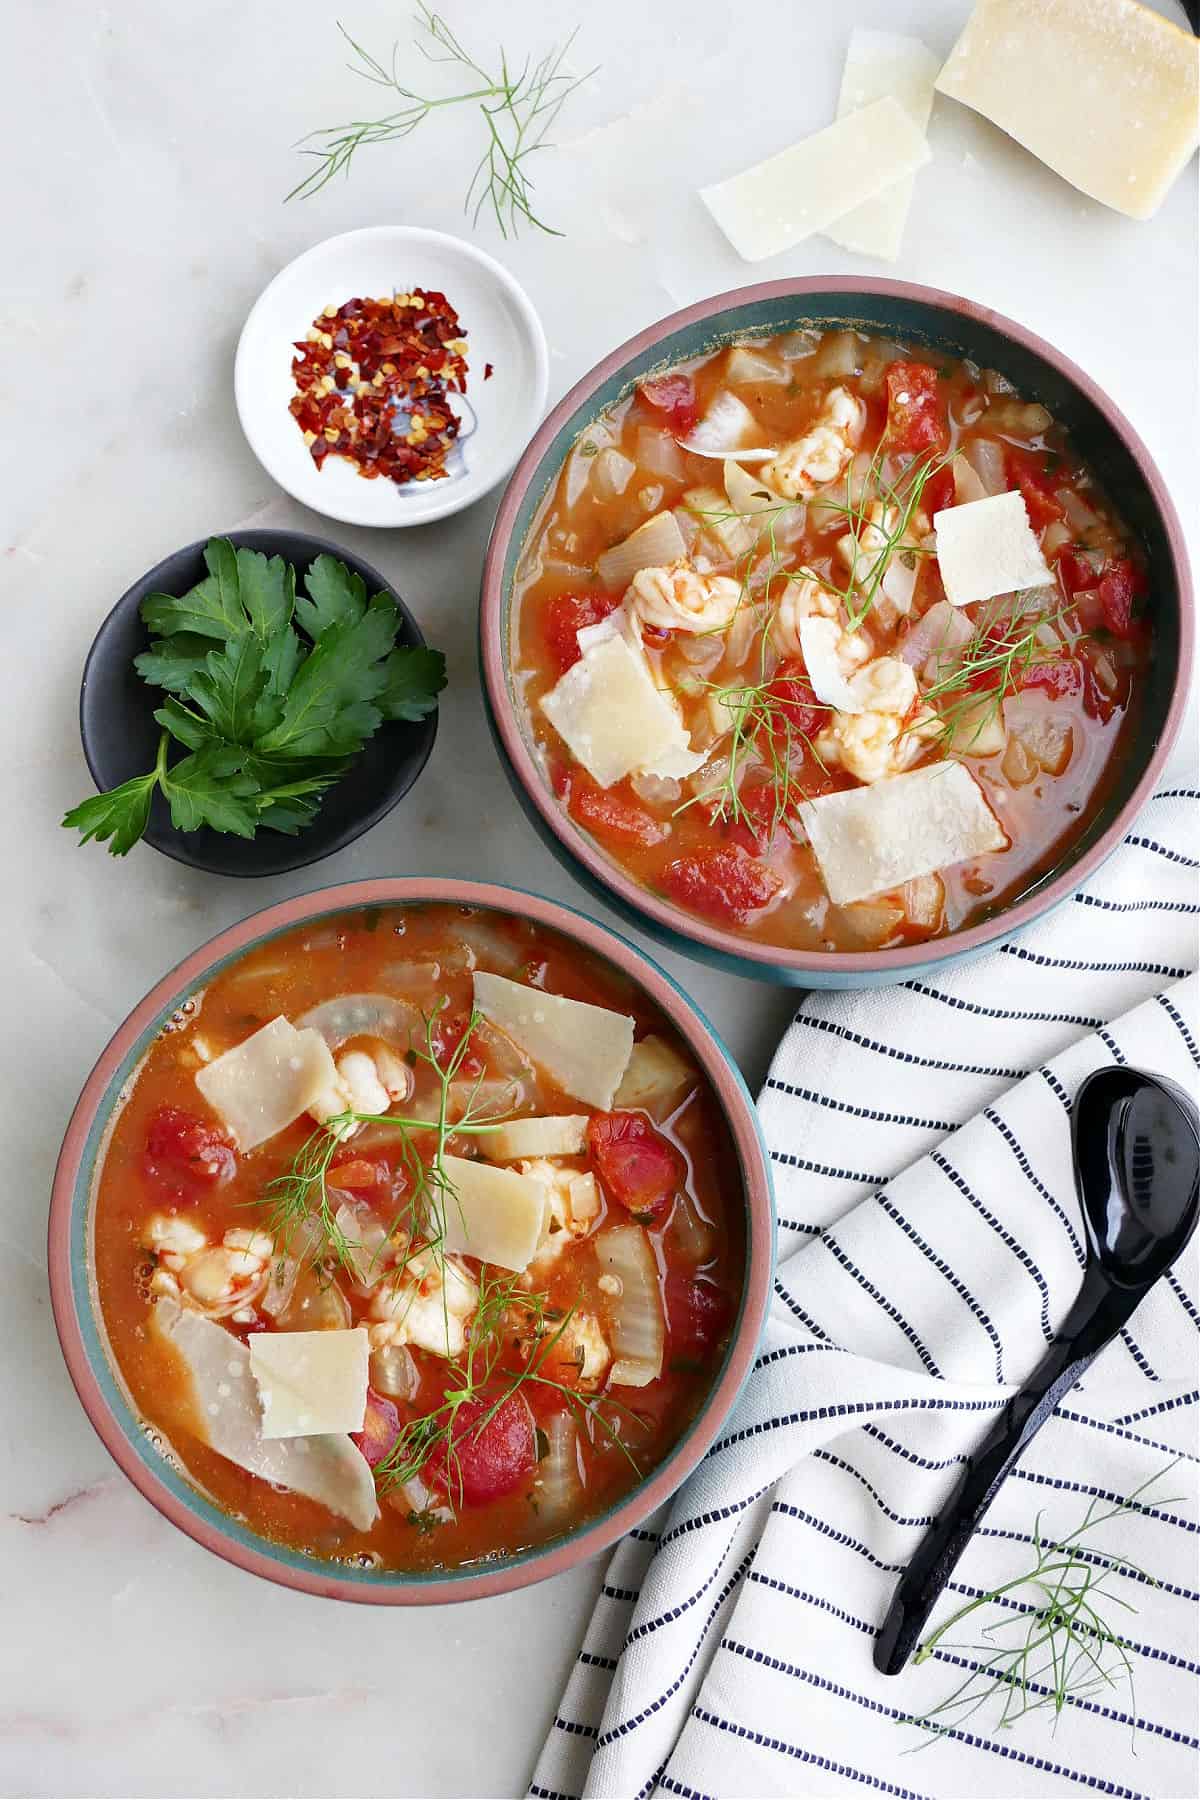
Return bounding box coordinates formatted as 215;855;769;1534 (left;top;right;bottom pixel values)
78;529;438;878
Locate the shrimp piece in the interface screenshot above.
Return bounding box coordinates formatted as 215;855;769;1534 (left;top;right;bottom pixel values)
367;1250;478;1360
309;1040;413;1135
770;575;842;658
629;563;742;634
762;388;866;500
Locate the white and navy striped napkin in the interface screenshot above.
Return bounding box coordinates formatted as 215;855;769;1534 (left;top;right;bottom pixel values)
532;760;1198;1800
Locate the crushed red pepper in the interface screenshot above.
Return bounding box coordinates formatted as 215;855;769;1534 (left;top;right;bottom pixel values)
289;288;470;486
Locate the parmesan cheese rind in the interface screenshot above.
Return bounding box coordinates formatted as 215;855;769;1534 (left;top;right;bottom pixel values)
826;30;941;261
800;761;1007;905
438;1155;551;1271
472;972;635;1110
700;96;932;263
152;1301;379;1531
933;491;1053;608
195;1016;340;1151
539;630;705;788
484;1115;589;1162
935;0;1200;221
248;1328;370;1440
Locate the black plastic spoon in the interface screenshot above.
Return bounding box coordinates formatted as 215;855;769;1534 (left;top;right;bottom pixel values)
874;1066;1200;1677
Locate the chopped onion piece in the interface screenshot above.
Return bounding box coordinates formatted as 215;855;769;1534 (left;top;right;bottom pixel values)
631;770;683;807
949;695;1007;757
636;426;687;483
901;871;945;929
565;420;617;508
596;511;687;591
297;993;422;1055
1058;488;1102;535
678;390;776;462
827;898;905;951
723;458;790;518
726;343;789;385
370;1343;420;1401
777;329;820;360
984;398;1053;437
962;437;1007;496
951;454;988;506
591;446;637;500
899;599;975;673
595;1225;664;1387
810;329;862;380
538;1412;583;1521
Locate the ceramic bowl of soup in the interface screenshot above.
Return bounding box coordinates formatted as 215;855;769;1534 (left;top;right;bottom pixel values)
481;277;1192;987
49;880;773;1603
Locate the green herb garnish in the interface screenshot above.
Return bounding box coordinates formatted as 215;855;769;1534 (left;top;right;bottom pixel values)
64;538;445;856
289;6;596;239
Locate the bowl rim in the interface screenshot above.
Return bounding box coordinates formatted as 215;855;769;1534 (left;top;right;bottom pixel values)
480;274;1195;979
48;877;775;1605
233;224;551;528
78;527;439;878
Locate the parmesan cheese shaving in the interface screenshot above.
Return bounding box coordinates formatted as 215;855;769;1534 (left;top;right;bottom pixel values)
700;96;932;263
933;490;1053;608
195;1016;340;1151
826;30;941;261
248;1328;370;1440
539;630;705;788
472;972;635;1110
800;761;1008;905
438;1155;550;1272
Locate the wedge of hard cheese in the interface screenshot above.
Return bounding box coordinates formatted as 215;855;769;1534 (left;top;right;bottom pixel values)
826;30;942;261
195;1016;339;1150
473;972;635;1110
933;490;1052;608
935;0;1200;221
438;1155;550;1271
801;761;1007;906
248;1328;370;1440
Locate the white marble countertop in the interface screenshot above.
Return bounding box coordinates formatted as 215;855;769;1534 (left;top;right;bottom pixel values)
2;1;1195;1794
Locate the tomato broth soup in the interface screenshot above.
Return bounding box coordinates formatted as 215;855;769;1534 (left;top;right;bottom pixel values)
93;905;745;1573
511;329;1150;953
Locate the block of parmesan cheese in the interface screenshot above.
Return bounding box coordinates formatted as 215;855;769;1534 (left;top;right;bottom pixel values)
484;1114;589;1162
195;1016;339;1151
248;1328;370;1440
800;761;1007;905
826;30;942;261
935;0;1200;221
701;96;932;263
539;630;705;788
473;972;635;1110
438;1154;551;1271
933;490;1052;608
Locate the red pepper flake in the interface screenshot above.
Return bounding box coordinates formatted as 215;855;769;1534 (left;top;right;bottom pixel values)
289;288;471;487
484;362;494;380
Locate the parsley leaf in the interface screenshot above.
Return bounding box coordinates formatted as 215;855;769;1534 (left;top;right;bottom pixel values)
64;540;446;856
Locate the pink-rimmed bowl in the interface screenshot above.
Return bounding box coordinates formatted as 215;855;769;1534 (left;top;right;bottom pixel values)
48;878;773;1605
481;276;1194;987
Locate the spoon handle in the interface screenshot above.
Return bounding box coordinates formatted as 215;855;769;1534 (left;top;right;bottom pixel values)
873;1265;1138;1676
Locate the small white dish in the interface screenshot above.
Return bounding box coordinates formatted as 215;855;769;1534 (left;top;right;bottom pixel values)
234;226;549;528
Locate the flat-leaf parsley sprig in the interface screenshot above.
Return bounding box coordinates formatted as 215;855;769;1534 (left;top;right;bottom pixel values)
63;538;445;856
289;7;596;239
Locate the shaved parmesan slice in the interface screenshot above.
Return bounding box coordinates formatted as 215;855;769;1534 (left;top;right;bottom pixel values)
248;1328;370;1440
700;96;932;263
826;30;941;261
152;1301;378;1531
679;390;775;461
933;491;1053;608
439;1155;550;1271
539;631;705;788
614;1036;697;1119
935;0;1200;221
800;761;1008;905
798;616;866;714
473;972;635;1110
195;1017;339;1151
484;1115;589;1162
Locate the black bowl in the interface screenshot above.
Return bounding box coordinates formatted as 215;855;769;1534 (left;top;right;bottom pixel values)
79;529;438;877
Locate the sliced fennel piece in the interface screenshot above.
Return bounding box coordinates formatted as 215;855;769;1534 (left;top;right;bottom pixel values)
195;1016;339;1151
678;390;776;462
151;1300;379;1532
483;1114;589;1162
248;1328;370;1440
933;490;1053;607
825;30;941;261
797;616;866;714
700;96;932;262
595;1225;664;1386
596;510;687;591
800;761;1008;906
614;1036;697;1118
438;1155;550;1271
472;972;635;1111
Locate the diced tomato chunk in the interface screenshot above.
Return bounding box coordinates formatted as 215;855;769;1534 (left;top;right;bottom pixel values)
761;660;826;741
329;1154;388;1192
665;1271;733;1360
638;372;699;434
1096;558;1145;640
660;846;783;924
718;771;787;855
543;591;619;675
353;1390;402;1468
588;1110;685;1224
424;1391;536;1505
1057;549;1101;594
567;772;670;847
884;362;949;456
1020;657;1083;699
144;1106;236;1188
1006;447;1065;531
922;463;956;518
431;1011;484;1078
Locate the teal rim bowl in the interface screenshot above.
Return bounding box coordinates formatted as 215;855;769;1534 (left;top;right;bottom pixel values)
48;878;774;1604
480;277;1193;988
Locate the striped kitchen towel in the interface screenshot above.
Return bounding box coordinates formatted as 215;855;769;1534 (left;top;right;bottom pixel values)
531;770;1199;1800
